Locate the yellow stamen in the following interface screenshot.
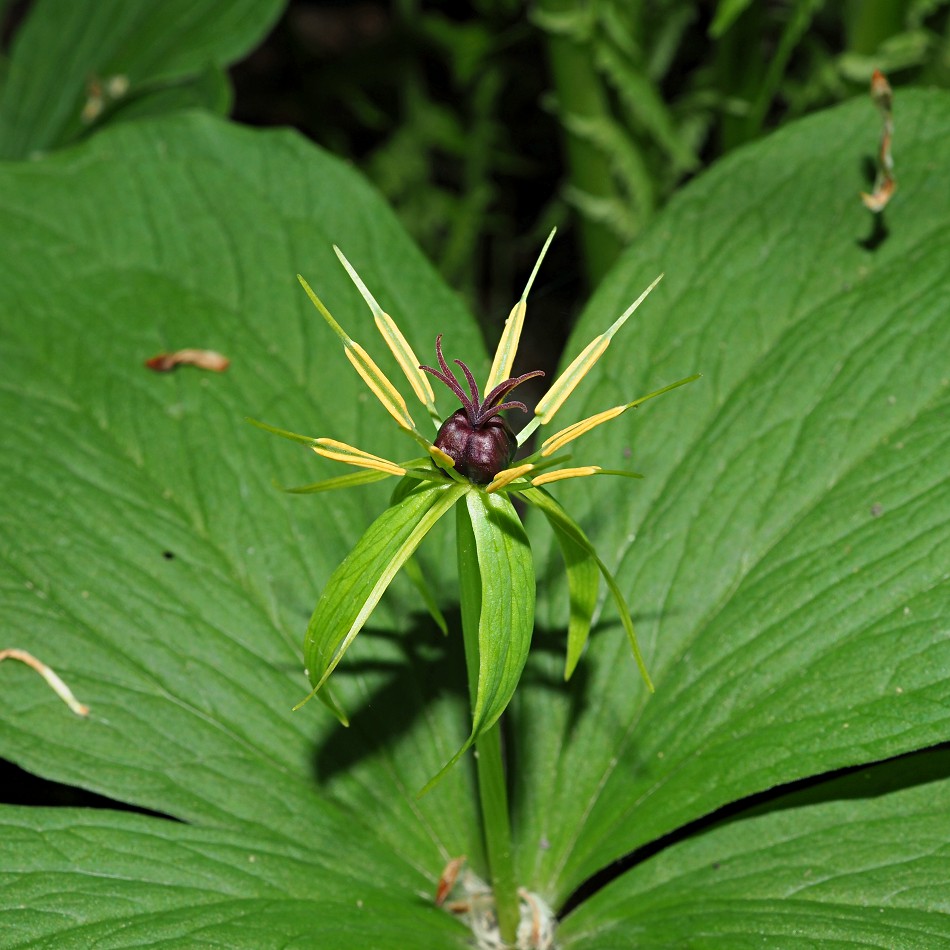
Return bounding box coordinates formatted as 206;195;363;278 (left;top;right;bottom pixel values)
484;228;556;393
533;335;609;425
428;445;457;470
539;372;702;456
485;463;535;493
313;439;407;476
531;466;601;486
298;273;416;431
344;344;415;430
375;312;437;409
332;247;438;415
485;299;526;395
541;405;626;456
531;274;663;428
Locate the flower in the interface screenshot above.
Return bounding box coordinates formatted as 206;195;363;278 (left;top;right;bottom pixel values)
252;231;698;750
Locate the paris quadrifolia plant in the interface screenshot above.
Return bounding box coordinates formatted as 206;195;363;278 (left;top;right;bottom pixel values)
251;229;698;945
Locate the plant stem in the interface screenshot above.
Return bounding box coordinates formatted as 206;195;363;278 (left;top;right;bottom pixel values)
456;500;519;945
475;722;519;943
537;0;623;288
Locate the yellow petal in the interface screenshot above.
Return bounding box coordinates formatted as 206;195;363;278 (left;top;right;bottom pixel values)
484;228;556;393
313;438;407;476
530;466;601;486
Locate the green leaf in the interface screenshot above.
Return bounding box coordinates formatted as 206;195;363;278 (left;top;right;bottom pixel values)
709;0;754;38
402;556;450;636
4;57;950;949
416;490;537;796
461;490;535;741
546;507;600;681
0;110;487;942
410;488;535;796
0;0;284;158
2;807;471;949
303;482;466;710
523;487;651;688
560;750;950;948
106;61;236;124
518;89;950;902
424;489;536;793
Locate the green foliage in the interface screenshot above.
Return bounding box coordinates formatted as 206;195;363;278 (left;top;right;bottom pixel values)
457;490;535;749
1;0;950;940
302;481;466;720
277;0;950;292
2;83;949;944
561;750;950;948
0;0;284;158
534;0;950;283
519;88;950;907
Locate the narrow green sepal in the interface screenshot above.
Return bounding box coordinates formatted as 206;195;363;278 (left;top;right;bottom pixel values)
390;472;427;505
402;556;449;636
417;741;472;798
521;487;654;691
317;682;350;726
594;468;645;479
280;470;392;494
247;417;318;446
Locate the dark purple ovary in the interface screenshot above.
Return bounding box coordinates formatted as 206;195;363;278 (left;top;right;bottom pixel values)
434;409;517;484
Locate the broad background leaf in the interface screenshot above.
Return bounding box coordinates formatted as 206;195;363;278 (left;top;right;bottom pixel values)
0;0;284;158
1;808;469;949
0;111;487;944
1;85;948;946
560;748;950;948
515;89;950;901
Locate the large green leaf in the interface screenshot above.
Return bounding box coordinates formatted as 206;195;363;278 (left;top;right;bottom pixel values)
560;749;950;948
516;88;950;901
0;111;486;943
2;85;949;947
1;807;470;949
0;0;284;158
303;481;466;712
